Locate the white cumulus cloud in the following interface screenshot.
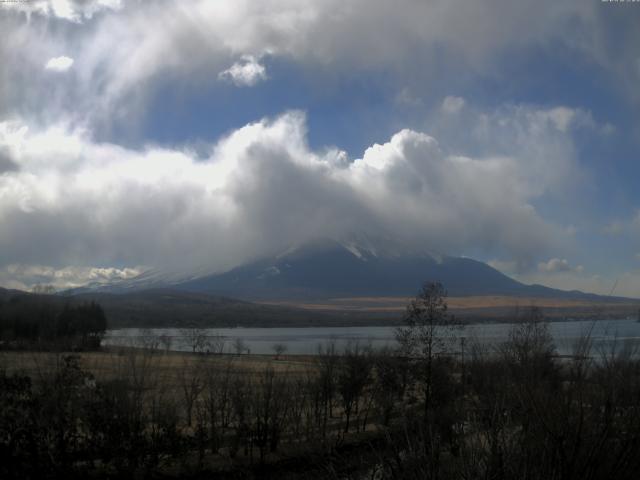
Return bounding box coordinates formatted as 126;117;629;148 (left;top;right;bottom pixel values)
45;55;74;72
441;96;465;114
0;264;142;290
3;0;122;23
538;258;583;274
0;104;578;288
219;55;267;87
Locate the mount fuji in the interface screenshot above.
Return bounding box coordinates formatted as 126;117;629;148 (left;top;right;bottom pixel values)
78;238;613;302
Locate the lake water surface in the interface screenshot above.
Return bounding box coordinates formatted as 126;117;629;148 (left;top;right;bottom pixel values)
103;318;640;356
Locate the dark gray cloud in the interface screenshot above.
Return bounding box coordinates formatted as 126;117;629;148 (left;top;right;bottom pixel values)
0;147;18;173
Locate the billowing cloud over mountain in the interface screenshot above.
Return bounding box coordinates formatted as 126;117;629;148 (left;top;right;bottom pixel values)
0;103;581;288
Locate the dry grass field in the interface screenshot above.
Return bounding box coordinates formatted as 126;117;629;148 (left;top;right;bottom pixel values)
0;348;317;387
261;295;640;321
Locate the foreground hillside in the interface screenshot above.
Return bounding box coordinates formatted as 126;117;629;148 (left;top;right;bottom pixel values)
0;288;341;329
72;289;344;328
70;291;640;328
2;286;638;330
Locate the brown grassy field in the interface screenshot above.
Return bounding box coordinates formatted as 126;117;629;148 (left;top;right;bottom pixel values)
260;295;640;322
0;348;317;388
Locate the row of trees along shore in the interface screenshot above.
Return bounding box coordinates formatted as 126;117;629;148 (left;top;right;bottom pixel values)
2;282;640;479
0;294;107;349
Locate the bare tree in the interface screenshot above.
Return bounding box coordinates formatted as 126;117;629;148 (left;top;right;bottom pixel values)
232;337;247;355
138;328;160;351
204;334;226;355
373;347;409;426
178;357;204;427
316;341;338;438
181;328;208;354
396;281;460;419
252;367;291;461
229;375;251;457
272;343;287;360
159;334;172;353
337;342;372;433
501;306;556;382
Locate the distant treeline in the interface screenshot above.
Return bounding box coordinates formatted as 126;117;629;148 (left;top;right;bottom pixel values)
0;294;107;349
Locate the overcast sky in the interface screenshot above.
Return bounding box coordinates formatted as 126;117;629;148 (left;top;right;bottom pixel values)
1;0;640;296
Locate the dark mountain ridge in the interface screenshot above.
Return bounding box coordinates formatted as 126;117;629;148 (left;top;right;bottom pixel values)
171;239;627;302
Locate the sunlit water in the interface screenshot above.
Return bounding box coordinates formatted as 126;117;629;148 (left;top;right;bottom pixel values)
103;318;640;356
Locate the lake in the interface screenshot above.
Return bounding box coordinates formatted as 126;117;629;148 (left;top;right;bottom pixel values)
103;318;640;356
